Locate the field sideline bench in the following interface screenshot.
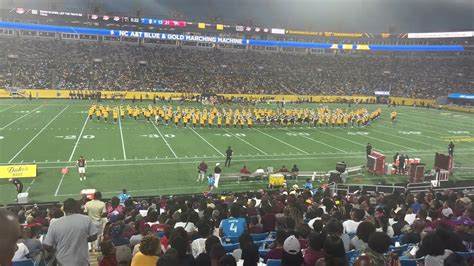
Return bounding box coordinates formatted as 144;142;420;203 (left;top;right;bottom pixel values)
219;165;364;184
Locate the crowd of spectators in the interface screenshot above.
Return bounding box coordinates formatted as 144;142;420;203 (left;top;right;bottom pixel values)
0;38;472;99
2;184;474;266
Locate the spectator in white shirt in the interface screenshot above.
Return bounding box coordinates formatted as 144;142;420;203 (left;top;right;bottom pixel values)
343;209;365;234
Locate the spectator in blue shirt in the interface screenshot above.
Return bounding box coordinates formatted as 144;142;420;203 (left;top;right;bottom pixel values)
219;204;247;238
117;189;130;203
304;178;313;190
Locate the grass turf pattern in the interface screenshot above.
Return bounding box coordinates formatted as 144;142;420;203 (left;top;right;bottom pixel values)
0;99;473;205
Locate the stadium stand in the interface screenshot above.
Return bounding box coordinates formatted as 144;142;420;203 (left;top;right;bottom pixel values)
0;37;472;98
3;186;474;265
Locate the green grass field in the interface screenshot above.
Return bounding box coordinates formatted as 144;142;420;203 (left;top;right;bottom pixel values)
0;99;473;205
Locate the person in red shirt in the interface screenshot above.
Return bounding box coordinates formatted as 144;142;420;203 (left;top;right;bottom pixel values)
264;230;288;262
248;216;263;234
99;240;118;266
240;165;251;181
304;233;325;266
197;161;208;182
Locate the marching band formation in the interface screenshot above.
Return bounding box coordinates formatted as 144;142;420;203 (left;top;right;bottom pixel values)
87;104;388;128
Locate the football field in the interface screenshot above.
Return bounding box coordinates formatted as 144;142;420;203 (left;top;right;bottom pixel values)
0;99;473;205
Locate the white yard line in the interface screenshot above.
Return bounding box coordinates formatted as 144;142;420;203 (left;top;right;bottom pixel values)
223;129;268;155
314;128;369;148
8;106;69;163
0;105;17;112
54;114;89;197
377;123;449;145
0;105;43;130
43;150;474;171
152;122;178;158
25;179;36;193
399;113;474;130
190;127;225;156
118;115;127;160
54;173;66;196
361;131;417;151
369;128;442;149
68;115;89;162
300;135;348;153
253;128;310;155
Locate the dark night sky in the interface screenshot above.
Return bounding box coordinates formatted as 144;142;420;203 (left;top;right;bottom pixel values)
2;0;473;32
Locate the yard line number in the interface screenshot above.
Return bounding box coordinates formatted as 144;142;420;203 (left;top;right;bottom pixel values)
55;135;95;140
286;132;310;136
140;134;175;138
215;133;246;137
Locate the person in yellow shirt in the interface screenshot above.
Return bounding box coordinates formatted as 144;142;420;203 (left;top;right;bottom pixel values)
103;110;109;123
144;110;151;122
183;115;189;128
88;108;94;121
217;116;222;128
247;117;253;128
113;109;118;124
391;111;397;123
192;115;197;128
133;108;139;120
174;114;180;126
130;235;159;266
120;107;125;119
95;109;102;121
200;116;205;128
225;116;231;128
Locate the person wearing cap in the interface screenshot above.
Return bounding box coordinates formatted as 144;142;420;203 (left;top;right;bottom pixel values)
282;235;304;266
9;178;23;195
453;217;474;249
214;163;222;188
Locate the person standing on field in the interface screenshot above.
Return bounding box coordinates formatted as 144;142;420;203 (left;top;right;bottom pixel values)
77;156;87;181
214;163;222;188
197;161;208;182
225;146;233;167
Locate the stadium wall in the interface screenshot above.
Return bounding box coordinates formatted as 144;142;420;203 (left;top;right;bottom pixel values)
0;88;438;107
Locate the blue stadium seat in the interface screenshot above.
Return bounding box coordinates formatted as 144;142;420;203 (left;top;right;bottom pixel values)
254;239;274;248
12;260;34;266
389;244;409;256
399;258;424;266
222;242;239;253
223;235;240;243
346;249;359;265
251;232;269;241
259;247;270;257
266;259;282;266
456;251;474;258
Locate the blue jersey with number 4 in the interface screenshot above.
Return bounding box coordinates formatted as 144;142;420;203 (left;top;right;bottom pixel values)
221;217;246;237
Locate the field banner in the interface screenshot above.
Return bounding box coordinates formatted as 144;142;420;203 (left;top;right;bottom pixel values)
0;164;37;178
